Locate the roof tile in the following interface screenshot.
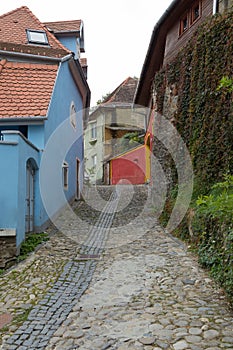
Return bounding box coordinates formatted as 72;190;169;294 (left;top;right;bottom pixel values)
44;20;82;33
0;59;58;118
102;77;138;104
0;6;70;58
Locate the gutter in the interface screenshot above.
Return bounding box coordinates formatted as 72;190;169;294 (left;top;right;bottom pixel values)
0;117;46;125
0;49;73;63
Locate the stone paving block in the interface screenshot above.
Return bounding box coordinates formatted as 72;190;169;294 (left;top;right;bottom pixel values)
1;186;233;350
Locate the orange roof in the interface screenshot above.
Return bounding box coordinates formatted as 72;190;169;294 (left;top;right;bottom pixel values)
0;6;70;58
0;59;58;118
44;20;82;33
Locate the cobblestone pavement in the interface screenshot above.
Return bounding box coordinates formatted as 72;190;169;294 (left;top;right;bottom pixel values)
0;185;233;350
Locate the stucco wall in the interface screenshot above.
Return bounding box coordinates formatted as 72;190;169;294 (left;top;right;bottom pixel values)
42;60;84;206
0;131;40;266
111;146;146;185
84;114;104;184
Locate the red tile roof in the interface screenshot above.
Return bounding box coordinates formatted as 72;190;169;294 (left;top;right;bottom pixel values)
0;59;58;118
44;20;82;34
0;6;70;58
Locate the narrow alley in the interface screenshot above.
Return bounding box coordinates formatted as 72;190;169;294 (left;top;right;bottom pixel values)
0;185;233;350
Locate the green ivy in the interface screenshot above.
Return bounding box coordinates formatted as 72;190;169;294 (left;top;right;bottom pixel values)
155;10;233;305
194;175;233;301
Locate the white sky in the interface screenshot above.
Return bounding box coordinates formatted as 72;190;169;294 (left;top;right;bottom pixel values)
0;0;173;106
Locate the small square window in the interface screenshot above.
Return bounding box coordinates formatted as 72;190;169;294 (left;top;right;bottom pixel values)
26;29;49;45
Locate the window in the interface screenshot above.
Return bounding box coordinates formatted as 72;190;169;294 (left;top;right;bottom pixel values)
191;2;201;24
180;14;188;35
62;162;69;190
179;1;201;36
70;101;76;129
91;122;97;140
26;29;49;45
92;154;97;168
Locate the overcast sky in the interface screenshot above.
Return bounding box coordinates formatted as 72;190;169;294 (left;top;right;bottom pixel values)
0;0;173;106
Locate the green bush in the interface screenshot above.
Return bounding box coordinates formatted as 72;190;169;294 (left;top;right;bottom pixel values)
18;232;49;262
194;175;233;302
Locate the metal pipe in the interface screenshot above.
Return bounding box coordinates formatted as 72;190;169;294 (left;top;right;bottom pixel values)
0;118;46;124
213;0;218;14
0;50;73;63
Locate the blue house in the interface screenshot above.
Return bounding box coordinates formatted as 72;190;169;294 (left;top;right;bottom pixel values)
0;6;90;266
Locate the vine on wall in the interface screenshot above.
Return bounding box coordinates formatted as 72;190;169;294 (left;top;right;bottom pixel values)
154;11;233;304
154;11;233;191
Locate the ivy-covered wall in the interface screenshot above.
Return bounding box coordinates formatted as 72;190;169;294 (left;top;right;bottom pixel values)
153;11;233;303
154;11;232;189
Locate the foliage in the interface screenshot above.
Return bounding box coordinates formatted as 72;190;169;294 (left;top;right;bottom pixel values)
196;174;233;221
121;132;144;144
18;232;49;262
217;76;233;93
119;132;144;152
154;11;233;305
96;92;112;105
194;175;233;301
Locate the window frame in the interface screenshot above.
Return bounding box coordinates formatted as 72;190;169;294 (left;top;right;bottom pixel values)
90;121;97;140
62;162;69;191
191;1;201;25
179;13;189;35
26;29;49;45
92;154;97;169
179;1;202;37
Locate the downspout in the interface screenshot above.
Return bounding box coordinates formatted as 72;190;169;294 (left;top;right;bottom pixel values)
213;0;218;14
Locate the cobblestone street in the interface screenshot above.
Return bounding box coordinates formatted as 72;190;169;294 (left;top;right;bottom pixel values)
0;185;233;350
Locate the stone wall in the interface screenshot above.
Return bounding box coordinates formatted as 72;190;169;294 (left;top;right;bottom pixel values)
0;236;17;268
219;0;233;13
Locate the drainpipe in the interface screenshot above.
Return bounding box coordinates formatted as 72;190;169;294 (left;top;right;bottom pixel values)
213;0;218;14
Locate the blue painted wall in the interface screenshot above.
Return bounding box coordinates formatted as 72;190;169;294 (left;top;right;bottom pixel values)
28;125;44;149
0;58;86;249
57;36;80;59
36;59;84;229
0;131;40;247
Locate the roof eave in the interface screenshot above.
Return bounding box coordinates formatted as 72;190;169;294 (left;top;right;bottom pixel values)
134;0;181;106
53;30;80;37
0;117;47;124
0;48;70;63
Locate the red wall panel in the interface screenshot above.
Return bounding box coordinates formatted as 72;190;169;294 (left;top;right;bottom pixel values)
111;147;146;185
